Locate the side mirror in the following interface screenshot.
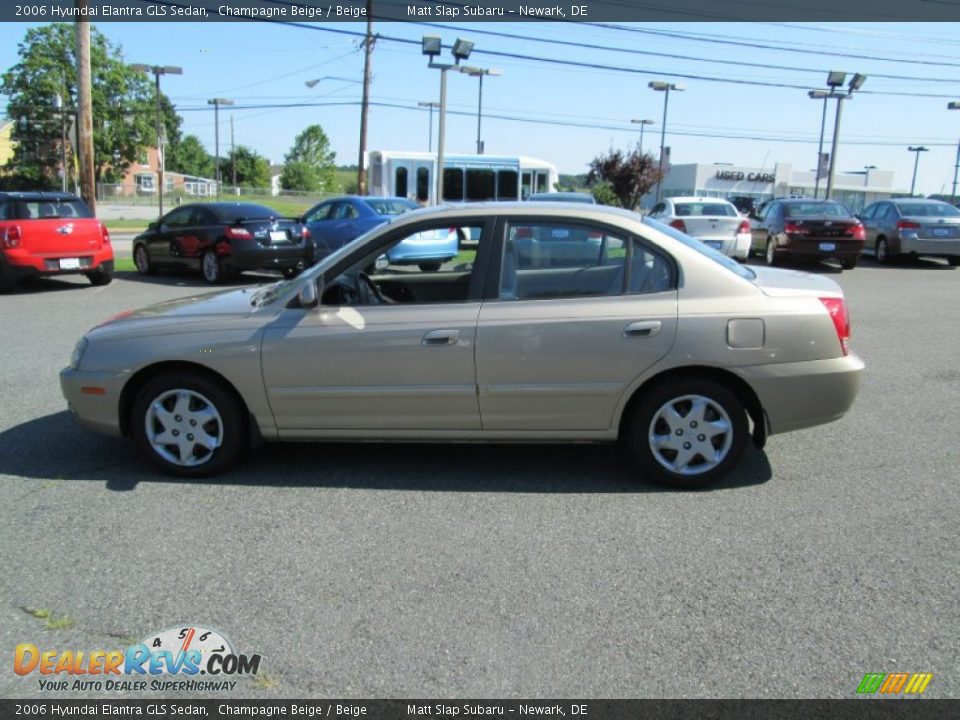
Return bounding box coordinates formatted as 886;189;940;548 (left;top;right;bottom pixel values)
148;221;159;231
298;278;322;309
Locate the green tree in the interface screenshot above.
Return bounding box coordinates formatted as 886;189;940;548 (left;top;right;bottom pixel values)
280;124;336;192
225;145;270;189
166;134;212;178
586;143;663;210
0;23;181;187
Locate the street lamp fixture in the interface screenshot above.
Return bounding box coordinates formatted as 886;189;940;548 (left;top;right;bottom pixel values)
648;81;685;203
907;146;929;196
131;63;183;217
630;118;655;155
418;101;440;152
816;71;867;200
423;36;475;203
305;76;360;88
461;66;501;155
207;98;234;200
826;71;847;88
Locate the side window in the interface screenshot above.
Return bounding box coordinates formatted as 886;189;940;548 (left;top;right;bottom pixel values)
443;168;464;202
305;202;333;222
162;207;192;228
881;204;898;221
859;204;876;220
323;223;480;306
500;222;672;301
331;202;359;221
416;168;430;203
0;202;10;220
395;167;408;199
497;170;518;200
191;208;216;226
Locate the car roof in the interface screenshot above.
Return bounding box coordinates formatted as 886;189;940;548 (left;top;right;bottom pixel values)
386;201;648;229
667;196;736;204
0;191;83;202
892;198;949;204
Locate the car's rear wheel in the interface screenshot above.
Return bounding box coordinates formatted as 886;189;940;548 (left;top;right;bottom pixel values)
947;256;960;267
840;257;858;270
627;378;748;489
133;244;156;275
876;238;892;265
765;237;782;267
201;250;224;284
418;261;442;272
86;261;113;286
130;371;246;477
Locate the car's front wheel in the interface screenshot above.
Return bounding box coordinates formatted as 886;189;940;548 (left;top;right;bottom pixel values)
627;378;749;489
134;244;156;275
130;371;246;477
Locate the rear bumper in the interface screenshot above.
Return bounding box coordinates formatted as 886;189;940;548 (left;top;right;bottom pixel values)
1;248;114;283
779;237;864;259
734;353;865;436
60;367;127;437
222;243;313;272
700;233;751;259
900;235;960;257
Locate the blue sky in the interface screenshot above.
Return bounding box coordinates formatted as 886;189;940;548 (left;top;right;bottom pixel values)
3;20;960;194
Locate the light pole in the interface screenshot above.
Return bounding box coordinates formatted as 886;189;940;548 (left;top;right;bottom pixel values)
422;36;474;204
461;66;501;155
822;71;867;201
418;101;440;152
131;64;182;217
808;90;830;199
630;118;655;156
52;92;68;192
648;81;684;203
207;98;234;200
948;102;960;203
908;146;929;196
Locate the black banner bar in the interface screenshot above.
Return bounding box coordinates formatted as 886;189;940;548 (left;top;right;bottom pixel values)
1;0;960;23
2;700;960;720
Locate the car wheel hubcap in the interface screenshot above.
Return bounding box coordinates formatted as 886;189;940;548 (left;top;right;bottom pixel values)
766;240;775;264
648;394;734;476
877;241;887;262
203;254;218;281
145;389;223;467
135;247;148;273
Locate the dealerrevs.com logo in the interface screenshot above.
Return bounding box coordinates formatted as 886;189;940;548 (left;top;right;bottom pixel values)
14;626;262;692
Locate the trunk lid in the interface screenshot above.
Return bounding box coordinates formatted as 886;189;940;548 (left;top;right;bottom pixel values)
748;265;843;298
680;216;744;241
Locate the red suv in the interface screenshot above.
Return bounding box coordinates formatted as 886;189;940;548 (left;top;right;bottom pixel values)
0;191;113;291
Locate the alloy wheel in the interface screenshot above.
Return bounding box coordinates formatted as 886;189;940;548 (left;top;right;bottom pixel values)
647;394;734;476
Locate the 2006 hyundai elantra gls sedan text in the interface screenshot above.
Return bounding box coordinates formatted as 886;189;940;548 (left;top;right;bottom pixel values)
61;203;864;488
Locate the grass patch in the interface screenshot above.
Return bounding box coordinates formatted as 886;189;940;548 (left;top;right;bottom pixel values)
45;615;75;631
113;258;137;273
24;607;52;619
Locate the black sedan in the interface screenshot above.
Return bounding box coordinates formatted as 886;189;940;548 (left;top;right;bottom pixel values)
749;199;865;270
133;203;314;284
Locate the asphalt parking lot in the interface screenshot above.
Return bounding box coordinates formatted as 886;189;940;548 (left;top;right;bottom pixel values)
0;258;957;699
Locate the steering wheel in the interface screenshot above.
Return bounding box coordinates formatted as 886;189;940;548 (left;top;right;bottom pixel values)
355;271;394;305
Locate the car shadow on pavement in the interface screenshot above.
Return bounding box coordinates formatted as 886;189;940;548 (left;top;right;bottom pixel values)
856;256;956;271
0;412;772;494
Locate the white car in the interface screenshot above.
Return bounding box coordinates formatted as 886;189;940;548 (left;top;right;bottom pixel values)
648;197;751;261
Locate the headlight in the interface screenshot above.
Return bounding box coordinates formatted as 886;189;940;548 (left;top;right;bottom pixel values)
70;337;88;370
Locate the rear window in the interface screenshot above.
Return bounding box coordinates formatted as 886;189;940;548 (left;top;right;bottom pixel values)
784;202;852;219
14;199;94;220
215;204;278;222
896;202;960;217
643;217;755;281
366;199;417;216
674;202;737;217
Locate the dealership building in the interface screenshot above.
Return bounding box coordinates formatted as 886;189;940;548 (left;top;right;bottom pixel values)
654;162;906;211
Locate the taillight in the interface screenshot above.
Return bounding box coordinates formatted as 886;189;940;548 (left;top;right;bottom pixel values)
819;297;851;356
2;225;21;249
737;219;750;234
784;221;807;235
897;220;921;231
100;223;111;244
301;227;311;239
225;226;252;240
669;219;687;233
848;223;865;240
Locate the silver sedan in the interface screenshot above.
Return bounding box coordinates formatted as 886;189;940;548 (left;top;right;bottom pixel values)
61;203;864;489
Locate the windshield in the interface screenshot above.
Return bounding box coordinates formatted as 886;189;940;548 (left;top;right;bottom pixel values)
674;202;737;217
784;202;852;219
643;217;755;281
896;202;960;217
367;199;417;216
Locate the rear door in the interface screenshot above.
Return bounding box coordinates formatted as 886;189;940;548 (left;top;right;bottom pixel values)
14;197;103;262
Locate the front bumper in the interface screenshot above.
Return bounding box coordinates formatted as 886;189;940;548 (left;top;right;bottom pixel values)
60;367;128;437
734;353;865;436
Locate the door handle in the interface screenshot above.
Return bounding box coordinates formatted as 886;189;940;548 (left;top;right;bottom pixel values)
422;329;460;346
623;320;661;338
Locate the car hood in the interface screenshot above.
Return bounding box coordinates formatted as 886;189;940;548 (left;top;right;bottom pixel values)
748;265;843;298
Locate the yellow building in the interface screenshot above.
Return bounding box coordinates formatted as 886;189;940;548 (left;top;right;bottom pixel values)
0;120;15;169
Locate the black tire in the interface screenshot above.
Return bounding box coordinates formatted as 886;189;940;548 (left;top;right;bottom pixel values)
418;261;442;272
840;257;858;270
875;237;892;265
86;260;113;286
282;265;301;279
130;370;247;478
201;249;224;284
765;237;783;267
133;244;156;275
947;256;960;267
626;378;749;489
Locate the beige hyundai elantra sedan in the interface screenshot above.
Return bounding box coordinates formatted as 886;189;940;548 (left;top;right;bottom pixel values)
61;203;864;488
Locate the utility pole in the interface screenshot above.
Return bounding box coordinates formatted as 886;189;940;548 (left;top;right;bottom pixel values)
207;98;233;200
357;0;374;196
74;10;96;213
230;115;236;193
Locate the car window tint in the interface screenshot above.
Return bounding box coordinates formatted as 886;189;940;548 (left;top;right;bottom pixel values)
366;199;416;216
897;202;960;217
673;203;737;217
0;201;10;220
331;202;359;220
16;199;93;220
500;222;670;301
784;202;852;219
305;202;333;222
162;207;193;227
